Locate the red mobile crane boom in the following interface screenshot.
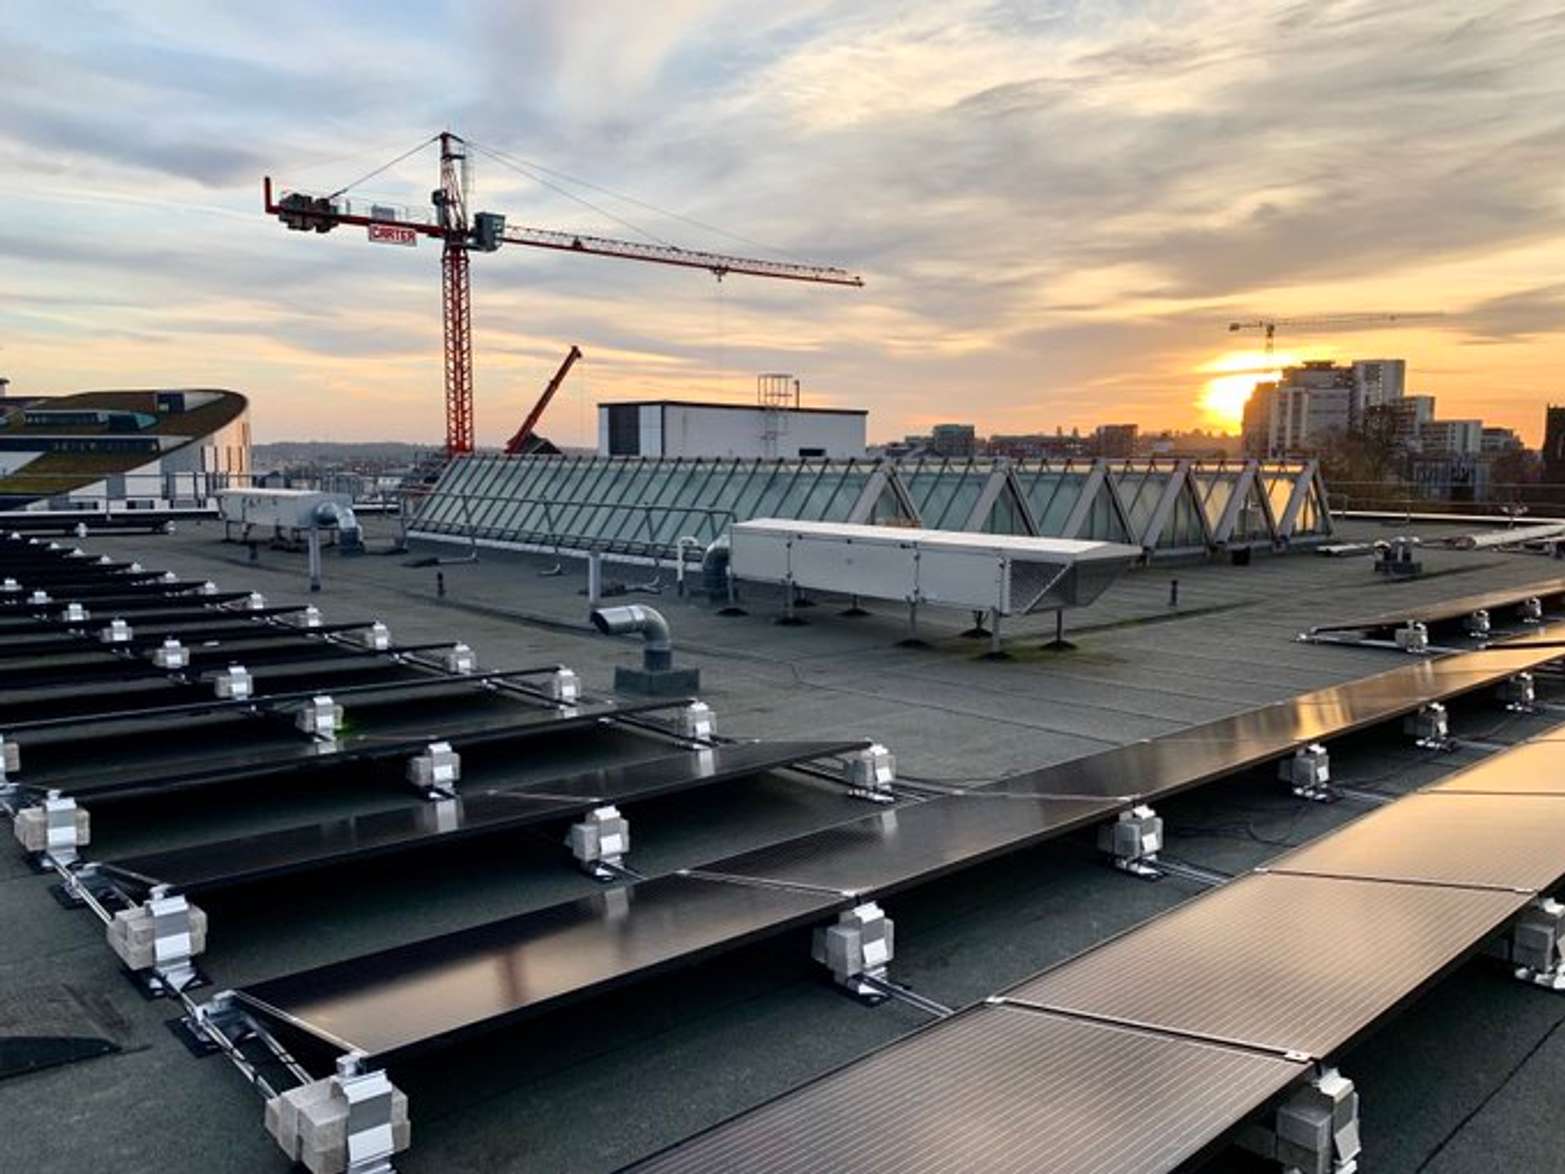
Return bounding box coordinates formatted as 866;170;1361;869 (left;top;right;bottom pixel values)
505;345;582;455
265;133;862;457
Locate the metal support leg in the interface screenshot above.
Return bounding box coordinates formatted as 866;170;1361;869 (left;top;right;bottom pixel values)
307;526;322;593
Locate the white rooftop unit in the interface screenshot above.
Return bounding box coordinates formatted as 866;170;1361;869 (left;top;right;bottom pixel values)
729;519;1140;617
217;488;355;530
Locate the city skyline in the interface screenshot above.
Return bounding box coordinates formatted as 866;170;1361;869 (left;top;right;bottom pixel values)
3;1;1563;448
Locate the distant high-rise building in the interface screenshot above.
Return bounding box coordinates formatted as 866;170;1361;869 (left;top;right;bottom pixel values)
1380;395;1435;448
1544;406;1565;481
1094;423;1137;457
1418;419;1483;456
929;423;976;458
1481;427;1522;454
1352;360;1406;413
1242;381;1279;456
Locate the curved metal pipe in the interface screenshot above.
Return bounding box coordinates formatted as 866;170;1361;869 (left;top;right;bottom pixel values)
590;604;673;671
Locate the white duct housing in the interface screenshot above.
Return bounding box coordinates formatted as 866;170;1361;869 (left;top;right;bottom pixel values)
730;519;1140;615
217;488;357;532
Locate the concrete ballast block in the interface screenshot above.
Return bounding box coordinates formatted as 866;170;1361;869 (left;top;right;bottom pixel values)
13;805;90;853
106;901;208;971
266;1076;411;1174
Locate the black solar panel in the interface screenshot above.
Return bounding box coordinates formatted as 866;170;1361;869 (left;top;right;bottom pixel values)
236;875;841;1062
102;740;866;894
1005;872;1528;1058
626;1005;1308;1174
1269;791;1565;892
1309;577;1565;633
691;792;1118;897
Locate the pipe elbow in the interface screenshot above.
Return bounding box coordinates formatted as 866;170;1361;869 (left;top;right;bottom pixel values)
590;604;673;670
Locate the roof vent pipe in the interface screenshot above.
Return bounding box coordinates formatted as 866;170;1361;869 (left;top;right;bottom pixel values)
591;604;672;671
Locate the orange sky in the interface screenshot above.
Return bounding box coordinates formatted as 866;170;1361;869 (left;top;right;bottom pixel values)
2;2;1562;448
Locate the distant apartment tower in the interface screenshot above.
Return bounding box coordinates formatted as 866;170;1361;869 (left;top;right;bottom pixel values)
1544;406;1565;481
1250;362;1354;455
1094;423;1138;458
1352;360;1406;411
1379;394;1435;448
929;423;977;458
1418;419;1483;457
1481;427;1522;454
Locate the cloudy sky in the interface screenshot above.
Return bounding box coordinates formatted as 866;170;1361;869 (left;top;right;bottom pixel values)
3;0;1563;446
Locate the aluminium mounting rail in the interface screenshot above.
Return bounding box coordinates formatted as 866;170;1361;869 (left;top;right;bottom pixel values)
220;631;1565;1076
629;726;1565;1174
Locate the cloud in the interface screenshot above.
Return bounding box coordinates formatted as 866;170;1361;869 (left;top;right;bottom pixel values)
1;0;1563;444
1459;283;1565;341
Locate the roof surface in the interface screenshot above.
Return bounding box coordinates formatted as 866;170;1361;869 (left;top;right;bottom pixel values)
4;513;1564;1173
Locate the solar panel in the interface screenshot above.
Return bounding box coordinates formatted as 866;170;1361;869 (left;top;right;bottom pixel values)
101;741;866;894
1268;791;1565;892
33;697;687;802
626;1005;1308;1174
1004;872;1528;1059
1425;738;1565;794
690;792;1118;898
235;875;841;1063
1309;578;1565;634
977;634;1565;804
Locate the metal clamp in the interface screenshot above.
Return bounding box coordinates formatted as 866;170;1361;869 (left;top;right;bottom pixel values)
336;1057;400;1174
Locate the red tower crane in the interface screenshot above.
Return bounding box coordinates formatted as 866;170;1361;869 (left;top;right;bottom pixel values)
265;133;863;457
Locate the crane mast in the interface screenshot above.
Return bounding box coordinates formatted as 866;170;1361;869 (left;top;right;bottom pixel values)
264;134;861;457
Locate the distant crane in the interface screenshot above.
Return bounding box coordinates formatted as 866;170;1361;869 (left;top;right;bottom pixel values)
1227;313;1439;356
265;133;862;457
505;345;582;455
